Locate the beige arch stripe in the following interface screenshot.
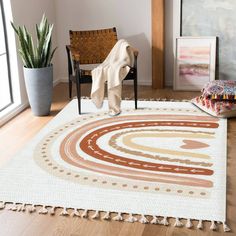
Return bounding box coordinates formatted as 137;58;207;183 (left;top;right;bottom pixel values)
122;132;213;159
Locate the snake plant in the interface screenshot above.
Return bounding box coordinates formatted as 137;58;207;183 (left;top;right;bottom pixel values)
11;15;57;68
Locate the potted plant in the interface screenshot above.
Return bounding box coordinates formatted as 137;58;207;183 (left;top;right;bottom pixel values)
11;15;57;116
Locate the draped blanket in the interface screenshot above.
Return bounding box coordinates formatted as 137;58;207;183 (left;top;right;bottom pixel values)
91;39;134;115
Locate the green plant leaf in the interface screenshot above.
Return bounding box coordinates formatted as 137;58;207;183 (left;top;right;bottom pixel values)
11;22;19;35
18;27;33;67
11;14;56;68
47;47;57;66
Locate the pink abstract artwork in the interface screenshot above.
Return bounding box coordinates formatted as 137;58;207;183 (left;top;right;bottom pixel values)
174;37;216;91
179;46;210;80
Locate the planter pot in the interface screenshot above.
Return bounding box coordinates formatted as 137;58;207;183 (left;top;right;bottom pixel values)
23;65;53;116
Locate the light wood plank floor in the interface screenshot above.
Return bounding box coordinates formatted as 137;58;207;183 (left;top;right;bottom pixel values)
0;83;235;236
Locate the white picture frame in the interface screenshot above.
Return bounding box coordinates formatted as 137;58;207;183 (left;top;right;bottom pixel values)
174;37;216;91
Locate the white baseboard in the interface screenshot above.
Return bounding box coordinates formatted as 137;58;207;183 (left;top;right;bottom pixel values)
53;78;61;87
57;77;68;83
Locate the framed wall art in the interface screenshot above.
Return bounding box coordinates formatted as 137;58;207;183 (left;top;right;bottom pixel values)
174;37;216;91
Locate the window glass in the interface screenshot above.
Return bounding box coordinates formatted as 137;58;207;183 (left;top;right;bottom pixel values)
0;1;13;111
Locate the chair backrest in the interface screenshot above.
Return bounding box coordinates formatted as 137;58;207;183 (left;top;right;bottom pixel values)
69;27;118;64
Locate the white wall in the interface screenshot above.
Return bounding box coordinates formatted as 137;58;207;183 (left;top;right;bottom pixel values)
10;0;58;105
54;0;152;85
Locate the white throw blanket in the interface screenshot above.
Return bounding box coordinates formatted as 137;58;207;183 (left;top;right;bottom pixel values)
91;39;135;115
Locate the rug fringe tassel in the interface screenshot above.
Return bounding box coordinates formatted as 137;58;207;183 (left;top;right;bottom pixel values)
38;205;48;214
0;201;231;232
125;213;138;223
210;221;217;231
197;220;203;229
150;216;159;224
0;201;5;209
113;212;123;221
81;209;88;218
139;214;149;224
49;206;56;215
102;211;110;220
9;202;17;211
28;204;36;213
223;222;231;232
60;207;69;216
17;203;26;212
174;217;183;227
159;216;169;226
186;218;193;228
91;210;99;219
71;208;80;217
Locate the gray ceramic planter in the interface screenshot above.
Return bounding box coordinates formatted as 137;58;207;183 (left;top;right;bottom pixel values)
23;65;53;116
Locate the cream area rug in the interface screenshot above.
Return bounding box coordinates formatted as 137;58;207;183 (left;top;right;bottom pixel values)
0;99;230;231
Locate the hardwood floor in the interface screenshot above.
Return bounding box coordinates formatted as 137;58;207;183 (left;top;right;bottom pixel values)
0;83;235;236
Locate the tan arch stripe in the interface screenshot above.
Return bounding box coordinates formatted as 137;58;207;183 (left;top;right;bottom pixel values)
122;132;213;159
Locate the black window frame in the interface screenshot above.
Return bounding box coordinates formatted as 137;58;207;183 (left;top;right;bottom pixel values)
0;0;13;112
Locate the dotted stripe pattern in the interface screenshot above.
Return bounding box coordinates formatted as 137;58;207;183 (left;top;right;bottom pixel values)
108;129;214;167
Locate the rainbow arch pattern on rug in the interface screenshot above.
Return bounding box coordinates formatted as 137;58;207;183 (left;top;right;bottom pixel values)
35;107;221;199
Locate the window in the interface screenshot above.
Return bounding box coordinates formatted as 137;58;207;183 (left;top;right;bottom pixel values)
0;0;13;112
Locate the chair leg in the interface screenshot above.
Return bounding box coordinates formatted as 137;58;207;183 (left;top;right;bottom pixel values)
75;79;81;114
134;76;138;109
69;78;72;99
